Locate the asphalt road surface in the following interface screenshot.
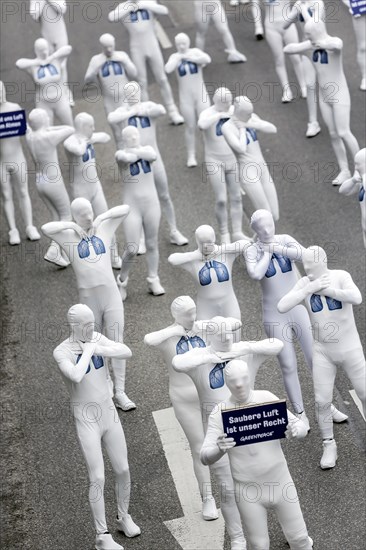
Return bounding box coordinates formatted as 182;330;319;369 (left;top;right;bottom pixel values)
1;1;365;549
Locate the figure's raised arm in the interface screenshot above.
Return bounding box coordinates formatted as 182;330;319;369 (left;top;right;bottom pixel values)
277;277;311;313
168;249;201;268
198;108;228;130
165;53;181;74
244;242;273;280
200;409;234;465
144;324;186;347
54;342;96;384
108;106;132;125
91;132;111;144
94;205;130;234
64;135;87;156
185;49;211;65
108;2;135;22
247;113;277;134
84;55;105;83
94;337;132;359
284;40;312;55
221;123;247;155
115;149;139;165
173;347;218;373
318;272;362;305
339;174;362;196
50;45;72;62
138;1;168;15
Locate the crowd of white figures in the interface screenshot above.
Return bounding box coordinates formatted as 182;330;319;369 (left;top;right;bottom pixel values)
1;1;365;549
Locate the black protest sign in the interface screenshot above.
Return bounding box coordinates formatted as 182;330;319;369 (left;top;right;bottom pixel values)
221;400;288;447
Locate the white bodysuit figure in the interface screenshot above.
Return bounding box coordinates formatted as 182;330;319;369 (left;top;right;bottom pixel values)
278;246;366;469
42;199;136;412
222;96;279;220
26;108;73;267
284;12;360;185
108;81;188;248
115;126;165;299
283;0;325;136
198;87;245;245
53;304;140;550
0;81;40;245
261;0;307;103
201;360;312;550
339;148;366;248
341;0;366;90
63;112;121;268
108;0;184;124
194;0;247;62
144;296;219;521
244;209;348;427
165;33;211;167
29;0;73;105
84;33;138;146
173;318;284;550
16;38;73;126
168;225;250;330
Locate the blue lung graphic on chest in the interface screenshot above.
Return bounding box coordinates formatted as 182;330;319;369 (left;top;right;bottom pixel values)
130;8;150;21
82;143;95;163
199;260;229;286
76;354;104;374
265;253;292;278
129;159;151;176
176;335;206;354
37;63;58;79
78;235;106;259
128;115;151;129
178;60;198;77
313;49;328;64
245;128;257;145
359;186;365;202
310;294;342;313
209;361;229;389
216;118;230;136
101;60;123;77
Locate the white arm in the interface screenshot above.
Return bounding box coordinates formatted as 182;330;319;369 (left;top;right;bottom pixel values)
284;40;312;55
222;123;247;156
277;278;310;313
53;342;96;384
339;175;361;196
165;53;181;74
144;324;185;347
91;132;111;145
320;272;362;305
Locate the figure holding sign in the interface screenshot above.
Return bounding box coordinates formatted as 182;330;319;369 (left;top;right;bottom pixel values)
201;360;312;550
53;304;140;550
0;81;40;245
173;318;284;550
278;246;366;469
144;296;218;521
42;199;137;412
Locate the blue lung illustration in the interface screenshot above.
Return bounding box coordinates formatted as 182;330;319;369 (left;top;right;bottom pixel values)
246;128;258;145
76;353;104;374
311;294;343;313
199;260;229;286
310;294;323;313
359;186;365;202
37;63;59;79
216;117;230;136
82;143;95;163
129;159;152;176
325;297;342;311
178;61;198;77
265;253;292;278
131;8;149;21
176;335;206;354
101;60;123;77
77;236;106;259
313;49;328;64
299;7;313;22
128;116;151;128
209;361;228;389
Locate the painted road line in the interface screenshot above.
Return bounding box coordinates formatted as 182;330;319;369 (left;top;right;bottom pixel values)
153;407;225;550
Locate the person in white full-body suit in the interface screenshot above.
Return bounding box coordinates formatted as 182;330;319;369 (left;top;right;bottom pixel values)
53;304;140;550
42;199;137;412
108;0;184;124
200;359;313;550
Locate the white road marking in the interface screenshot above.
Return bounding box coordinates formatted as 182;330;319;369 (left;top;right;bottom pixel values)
153;407;225;550
349;390;366;421
155;20;173;49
